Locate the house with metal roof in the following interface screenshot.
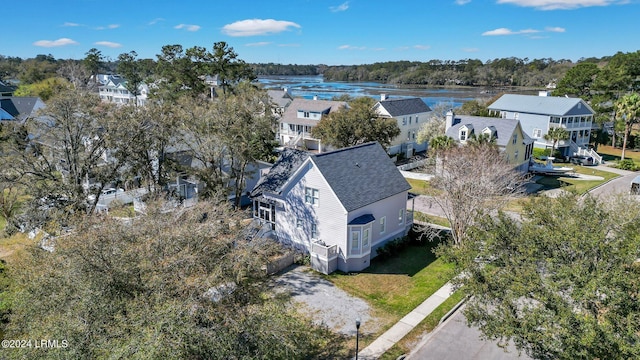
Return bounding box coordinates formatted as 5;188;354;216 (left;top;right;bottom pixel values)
278;97;348;152
487;93;601;163
373;95;432;157
445;110;534;173
250;141;415;274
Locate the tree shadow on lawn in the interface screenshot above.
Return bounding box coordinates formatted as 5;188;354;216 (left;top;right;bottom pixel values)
359;230;444;277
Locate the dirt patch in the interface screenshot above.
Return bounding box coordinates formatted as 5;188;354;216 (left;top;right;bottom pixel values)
273;265;387;336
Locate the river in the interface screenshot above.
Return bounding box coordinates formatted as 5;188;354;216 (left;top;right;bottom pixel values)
257;75;495;108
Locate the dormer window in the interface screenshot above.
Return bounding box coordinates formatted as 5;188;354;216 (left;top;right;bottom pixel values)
482;126;496;140
459;125;473;142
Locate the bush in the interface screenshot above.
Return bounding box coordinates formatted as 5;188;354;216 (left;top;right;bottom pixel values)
615;159;640;171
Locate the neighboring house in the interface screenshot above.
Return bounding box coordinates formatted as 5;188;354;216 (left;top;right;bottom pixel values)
279;97;348;152
0;81;15;96
0;96;46;123
487;93;600;162
98;75;148;106
267;88;294;118
373;95;432;157
445;110;534;172
250;142;415;274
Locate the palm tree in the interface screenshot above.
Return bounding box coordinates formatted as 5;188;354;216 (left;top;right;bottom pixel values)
543;127;569;158
429;135;454;175
615;92;640;160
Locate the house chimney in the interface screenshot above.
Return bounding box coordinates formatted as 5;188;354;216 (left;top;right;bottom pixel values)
381;93;388;101
283;87;288;94
445;110;454;131
313;95;318;101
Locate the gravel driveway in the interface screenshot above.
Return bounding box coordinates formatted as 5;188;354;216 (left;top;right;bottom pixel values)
273;265;381;336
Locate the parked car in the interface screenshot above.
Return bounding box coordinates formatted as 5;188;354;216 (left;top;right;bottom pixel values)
569;155;594;166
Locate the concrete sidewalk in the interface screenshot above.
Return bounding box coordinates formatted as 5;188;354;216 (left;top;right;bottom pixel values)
358;281;455;359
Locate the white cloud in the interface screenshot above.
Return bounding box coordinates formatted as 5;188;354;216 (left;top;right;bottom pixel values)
33;38;79;47
246;42;272;47
222;19;301;37
482;27;518;36
414;45;431;50
149;18;165;25
108;24;120;29
278;43;301;47
94;41;122;48
455;0;472;4
338;45;366;50
483;26;562;36
497;0;622;10
545;26;566;32
174;24;201;32
330;1;350;12
62;22;81;27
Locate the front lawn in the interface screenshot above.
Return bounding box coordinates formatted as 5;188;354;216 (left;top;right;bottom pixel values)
327;239;454;318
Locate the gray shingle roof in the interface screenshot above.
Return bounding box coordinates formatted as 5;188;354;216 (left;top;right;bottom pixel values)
0;96;45;122
445;114;530;147
251;142;411;212
312;142;411;211
281;98;347;127
488;94;594;116
250;148;310;197
376;98;431;117
267;89;294;108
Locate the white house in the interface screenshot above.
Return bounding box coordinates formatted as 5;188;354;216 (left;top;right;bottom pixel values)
373;95;432;157
98;75;149;106
278;97;347;152
250;142;414;274
488;93;601;163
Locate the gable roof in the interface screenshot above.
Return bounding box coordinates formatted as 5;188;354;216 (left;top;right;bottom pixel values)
445;114;531;147
281;98;347;126
251;142;411;212
376;97;432;117
488;94;594;116
0;96;45;122
267;89;294;108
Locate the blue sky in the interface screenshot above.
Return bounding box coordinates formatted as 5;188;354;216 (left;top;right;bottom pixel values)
3;0;639;65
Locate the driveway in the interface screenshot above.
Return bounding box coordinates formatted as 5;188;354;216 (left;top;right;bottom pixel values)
273;265;383;336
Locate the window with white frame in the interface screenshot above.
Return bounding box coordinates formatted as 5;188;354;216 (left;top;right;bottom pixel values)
311;223;318;239
460;129;467;141
402;117;407;125
380;217;386;234
305;187;319;205
533;128;542;138
512;134;518;144
415;116;419;123
351;230;360;252
409;116;412;124
515;150;519;160
398;209;404;224
303;111;310;118
296;219;303;229
363;228;369;248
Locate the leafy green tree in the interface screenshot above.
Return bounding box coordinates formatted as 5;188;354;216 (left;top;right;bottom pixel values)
553;62;600;99
4;200;341;359
13;77;71;101
543;127;569;157
208;42;256;95
615;92;640;160
442;194;640;360
311;96;400;148
117;51;144;104
155;44;207;100
83;48;104;84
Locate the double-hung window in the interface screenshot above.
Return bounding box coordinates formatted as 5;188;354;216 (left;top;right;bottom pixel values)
311;223;318;239
305;187;319;205
398;209;404;224
380;217;386;234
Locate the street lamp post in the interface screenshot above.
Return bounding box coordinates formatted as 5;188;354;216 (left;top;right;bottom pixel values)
355;317;361;360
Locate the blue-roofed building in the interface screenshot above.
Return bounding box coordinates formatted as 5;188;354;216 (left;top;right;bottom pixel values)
488;93;601;163
250;142;415;274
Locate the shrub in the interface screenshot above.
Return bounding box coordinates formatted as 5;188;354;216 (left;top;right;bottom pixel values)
615;159;640;171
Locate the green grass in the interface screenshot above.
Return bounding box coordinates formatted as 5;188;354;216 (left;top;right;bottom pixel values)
414;211;450;228
598;145;640;162
406;178;433;195
327;242;454;318
535;165;620;194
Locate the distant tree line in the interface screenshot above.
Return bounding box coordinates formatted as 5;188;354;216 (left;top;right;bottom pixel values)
2;51;638;91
